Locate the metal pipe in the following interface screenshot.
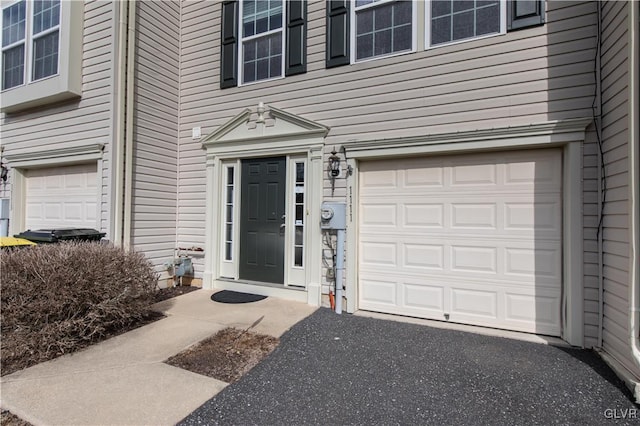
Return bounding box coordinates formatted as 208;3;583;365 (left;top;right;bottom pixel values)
112;0;128;245
335;229;345;314
123;0;137;250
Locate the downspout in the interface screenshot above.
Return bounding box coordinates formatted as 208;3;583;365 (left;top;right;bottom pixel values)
123;0;137;250
627;0;640;401
595;0;604;349
112;0;128;246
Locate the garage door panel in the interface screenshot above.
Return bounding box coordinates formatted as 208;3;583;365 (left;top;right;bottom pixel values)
361;241;397;266
360;277;398;306
359;149;563;336
451;245;498;274
403;282;446;311
405;166;444;187
360;203;397;227
25;164;98;230
404;203;444;228
450;288;498;318
504;292;561;327
450;163;497;186
504;247;561;279
451;203;497;229
403;243;444;270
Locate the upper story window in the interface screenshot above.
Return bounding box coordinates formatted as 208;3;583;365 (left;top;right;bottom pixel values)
220;0;307;89
427;0;504;47
2;0;60;91
1;0;81;113
353;0;414;62
240;0;284;84
327;0;541;69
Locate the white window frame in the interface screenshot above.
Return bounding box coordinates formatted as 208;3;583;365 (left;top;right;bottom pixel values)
1;0;27;90
0;0;81;113
351;0;417;64
219;160;240;279
425;0;507;50
238;0;286;86
30;0;60;82
286;155;307;287
1;0;60;91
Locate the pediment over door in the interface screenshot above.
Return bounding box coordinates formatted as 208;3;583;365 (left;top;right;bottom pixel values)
201;104;329;154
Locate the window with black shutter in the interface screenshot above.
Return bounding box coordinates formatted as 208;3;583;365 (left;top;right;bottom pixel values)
220;0;307;88
324;0;545;69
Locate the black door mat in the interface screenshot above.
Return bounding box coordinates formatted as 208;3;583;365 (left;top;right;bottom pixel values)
211;290;267;304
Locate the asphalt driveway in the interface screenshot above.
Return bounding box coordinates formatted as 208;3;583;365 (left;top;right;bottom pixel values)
180;308;637;425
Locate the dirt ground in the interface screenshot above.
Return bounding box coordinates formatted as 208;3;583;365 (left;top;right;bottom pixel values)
153;284;200;303
165;327;279;383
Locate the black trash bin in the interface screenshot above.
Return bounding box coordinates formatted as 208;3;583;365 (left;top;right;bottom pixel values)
14;228;106;244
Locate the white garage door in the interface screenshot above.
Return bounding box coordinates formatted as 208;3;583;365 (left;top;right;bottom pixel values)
25;163;99;230
358;149;562;336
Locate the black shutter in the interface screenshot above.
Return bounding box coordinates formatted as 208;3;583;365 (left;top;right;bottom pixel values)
220;1;238;89
286;0;307;76
326;0;350;68
507;0;545;31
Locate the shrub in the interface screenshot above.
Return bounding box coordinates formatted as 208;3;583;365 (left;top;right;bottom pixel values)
1;241;158;374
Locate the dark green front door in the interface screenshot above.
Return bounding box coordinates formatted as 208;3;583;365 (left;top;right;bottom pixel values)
239;157;286;284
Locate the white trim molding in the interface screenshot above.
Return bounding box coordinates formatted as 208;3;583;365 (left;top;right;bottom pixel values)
344;118;591;347
5;143;105;236
202;103;329;306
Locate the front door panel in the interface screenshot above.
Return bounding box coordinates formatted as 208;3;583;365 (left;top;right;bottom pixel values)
240;157;286;284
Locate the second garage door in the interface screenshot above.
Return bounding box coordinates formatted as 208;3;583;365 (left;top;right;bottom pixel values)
358;149;562;336
24;163;99;231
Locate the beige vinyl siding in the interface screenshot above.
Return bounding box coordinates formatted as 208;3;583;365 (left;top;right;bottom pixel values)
599;0;637;377
0;0;115;235
178;1;598;281
176;0;218;276
131;0;180;276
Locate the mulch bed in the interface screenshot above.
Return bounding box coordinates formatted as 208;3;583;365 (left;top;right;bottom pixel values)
165;327;279;383
1;410;31;426
153;285;200;303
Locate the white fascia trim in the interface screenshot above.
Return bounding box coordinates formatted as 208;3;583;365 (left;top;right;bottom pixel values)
343;117;590;347
4;144;105;168
206;136;324;160
342;118;593;157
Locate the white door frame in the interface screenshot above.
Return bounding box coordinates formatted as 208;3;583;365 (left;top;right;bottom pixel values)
201;105;329;306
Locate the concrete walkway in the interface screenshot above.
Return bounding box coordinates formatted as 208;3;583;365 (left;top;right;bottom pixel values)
0;289;316;426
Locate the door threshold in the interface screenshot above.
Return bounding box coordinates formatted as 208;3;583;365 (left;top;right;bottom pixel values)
214;279;308;303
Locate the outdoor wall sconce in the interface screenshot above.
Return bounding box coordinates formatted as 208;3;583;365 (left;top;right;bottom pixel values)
328;147;341;195
0;146;6;183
